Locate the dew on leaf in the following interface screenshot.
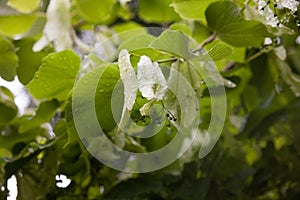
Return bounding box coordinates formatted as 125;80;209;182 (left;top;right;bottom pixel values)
98;89;105;93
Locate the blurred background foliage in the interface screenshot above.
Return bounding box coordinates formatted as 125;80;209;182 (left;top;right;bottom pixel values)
0;0;300;199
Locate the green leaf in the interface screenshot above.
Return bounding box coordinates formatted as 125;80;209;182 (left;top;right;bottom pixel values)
65;95;80;144
171;0;217;23
0;36;18;81
118;33;156;52
75;0;116;24
20;17;46;39
205;1;269;47
14;146;59;200
7;0;41;13
206;41;233;61
0;119;50;150
169;23;192;36
112;22;147;42
19;100;59;133
0;86;18;126
150;29;193;59
118;33;171;62
216;21;269;47
16;173;40;200
27;50;80;101
0;15;40;37
95;64;120;132
14;39;50;85
65;64;118;143
138;0;180;23
105;175;164;198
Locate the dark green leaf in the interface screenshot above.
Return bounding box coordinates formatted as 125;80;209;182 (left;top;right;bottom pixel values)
205;1;269;47
0;36;18;81
19;100;59;133
15;39;50;85
0;86;18;126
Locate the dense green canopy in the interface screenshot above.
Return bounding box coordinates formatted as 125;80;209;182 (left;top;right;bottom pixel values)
0;0;300;199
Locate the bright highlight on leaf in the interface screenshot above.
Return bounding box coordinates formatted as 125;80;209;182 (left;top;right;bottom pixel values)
118;49;138;111
75;0;116;24
7;0;41;13
33;0;72;52
137;55;168;101
27;50;80;101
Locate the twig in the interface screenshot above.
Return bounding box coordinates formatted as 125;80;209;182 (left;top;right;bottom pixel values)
222;46;274;72
73;20;87;30
245;46;274;63
193;33;217;52
157;57;178;63
240;0;251;13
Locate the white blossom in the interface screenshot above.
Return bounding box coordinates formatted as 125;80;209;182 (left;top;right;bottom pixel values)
33;0;73;52
117;50;168;114
277;0;299;13
264;37;273;45
118;0;132;7
296;35;300;44
137;56;168;100
255;0;299;27
118;49;138;111
274;46;287;61
256;0;279;27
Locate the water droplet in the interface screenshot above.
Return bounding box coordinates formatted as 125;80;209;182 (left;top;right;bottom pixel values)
28;147;34;153
167;126;172;135
99;89;105;93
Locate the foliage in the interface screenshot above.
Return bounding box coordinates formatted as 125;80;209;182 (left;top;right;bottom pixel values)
0;0;300;199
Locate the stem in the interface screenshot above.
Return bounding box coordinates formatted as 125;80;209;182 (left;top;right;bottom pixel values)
244;46;274;63
222;61;235;72
73;20;86;30
193;33;217;52
240;0;251;13
116;106;130;135
71;30;93;53
222;46;274;72
157;57;178;63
